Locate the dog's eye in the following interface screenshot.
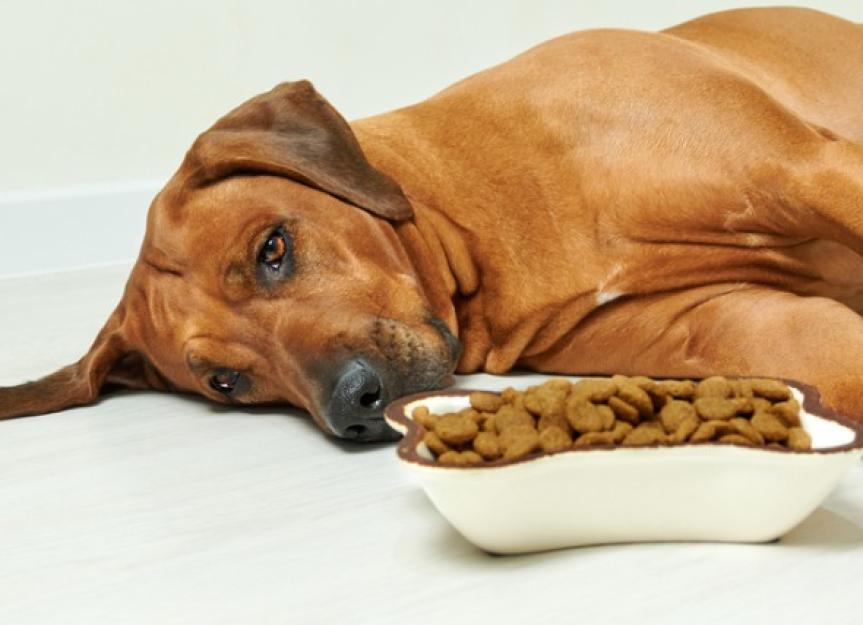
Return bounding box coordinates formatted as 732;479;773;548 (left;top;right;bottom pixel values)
209;370;241;394
259;228;290;272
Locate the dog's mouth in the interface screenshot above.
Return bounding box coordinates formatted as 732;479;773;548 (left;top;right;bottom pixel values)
426;315;463;367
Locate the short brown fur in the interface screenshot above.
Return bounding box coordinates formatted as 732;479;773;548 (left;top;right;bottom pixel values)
5;7;863;434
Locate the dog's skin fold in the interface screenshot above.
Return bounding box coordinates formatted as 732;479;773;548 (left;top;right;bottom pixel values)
4;7;863;440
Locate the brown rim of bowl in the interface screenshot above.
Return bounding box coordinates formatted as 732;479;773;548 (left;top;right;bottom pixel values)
383;376;863;469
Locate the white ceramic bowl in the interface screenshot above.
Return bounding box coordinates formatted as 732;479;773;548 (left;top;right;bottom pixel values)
384;377;863;554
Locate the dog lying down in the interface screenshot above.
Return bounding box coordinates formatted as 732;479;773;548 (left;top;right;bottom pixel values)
3;7;863;442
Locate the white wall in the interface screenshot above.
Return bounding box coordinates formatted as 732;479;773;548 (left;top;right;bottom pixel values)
1;0;861;276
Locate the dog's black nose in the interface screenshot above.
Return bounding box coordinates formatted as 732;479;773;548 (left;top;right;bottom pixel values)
326;360;400;442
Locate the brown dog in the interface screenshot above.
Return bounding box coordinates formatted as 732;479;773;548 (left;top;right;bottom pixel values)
3;7;863;441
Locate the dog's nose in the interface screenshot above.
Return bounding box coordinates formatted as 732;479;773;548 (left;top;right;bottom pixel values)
326;360;400;442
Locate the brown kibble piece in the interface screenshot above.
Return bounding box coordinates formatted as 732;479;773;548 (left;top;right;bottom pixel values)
622;422;666;446
482;414;496;432
616;382;654;419
718;434;754;446
608;396;641;425
597;405;616;429
500;387;520;404
459;408;484;425
573;431;617;447
501;426;541;460
630;376;657;392
537;412;571;435
495;405;535;433
770;399;802;427
502;389;529;412
510;393;528;412
423;431;451;456
730;379;754;398
729;418;765;445
473;431;502;460
541;378;574;393
659;399;697;432
751;411;788;442
499;424;538;448
438;450;484;466
689;422;715;443
524;387;568;420
696;376;733;399
786;427;812;450
690;420;735;443
437;451;462;465
477;411;496;428
539;425;572;453
523;392;544;416
751;397;772;413
469;391;503;413
694;397;740;421
567;398;613;433
412;405;438;430
749;378;792;401
658;379;697;399
733;396;754;414
647;390;670;412
610;420;634;443
460;451;484;465
571;378;618;402
542;393;569;421
434;413;479;446
670;415;700;443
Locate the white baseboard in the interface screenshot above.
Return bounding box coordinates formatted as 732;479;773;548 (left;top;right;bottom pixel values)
0;182;160;278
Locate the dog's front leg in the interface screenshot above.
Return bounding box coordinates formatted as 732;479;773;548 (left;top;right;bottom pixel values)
520;284;863;422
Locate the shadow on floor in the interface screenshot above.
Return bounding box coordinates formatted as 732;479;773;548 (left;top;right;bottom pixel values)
780;507;863;549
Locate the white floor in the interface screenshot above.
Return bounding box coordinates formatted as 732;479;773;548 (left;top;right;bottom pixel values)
0;264;861;625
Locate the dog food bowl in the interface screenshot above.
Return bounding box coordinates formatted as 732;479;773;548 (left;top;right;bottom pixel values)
384;377;863;554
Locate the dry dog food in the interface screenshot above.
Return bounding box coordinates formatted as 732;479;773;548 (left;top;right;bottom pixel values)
412;376;812;466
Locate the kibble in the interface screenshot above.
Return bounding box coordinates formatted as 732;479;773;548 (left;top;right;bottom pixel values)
473;431;502;460
434;413;479;446
414;375;812;465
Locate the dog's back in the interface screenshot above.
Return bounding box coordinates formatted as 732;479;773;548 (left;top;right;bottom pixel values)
666;7;863;143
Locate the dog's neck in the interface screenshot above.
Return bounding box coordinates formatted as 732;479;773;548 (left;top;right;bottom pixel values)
351;110;604;375
351;116;481;360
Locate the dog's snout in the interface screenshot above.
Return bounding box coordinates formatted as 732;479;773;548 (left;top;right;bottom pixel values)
326;360;400;442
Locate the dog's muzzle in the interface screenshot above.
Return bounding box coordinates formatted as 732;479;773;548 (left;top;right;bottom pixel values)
322;317;461;442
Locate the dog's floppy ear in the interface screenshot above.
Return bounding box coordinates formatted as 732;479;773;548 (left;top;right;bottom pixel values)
0;306;164;421
180;80;413;221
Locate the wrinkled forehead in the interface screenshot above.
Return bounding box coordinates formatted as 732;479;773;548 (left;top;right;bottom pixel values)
145;177;305;264
143;175;410;285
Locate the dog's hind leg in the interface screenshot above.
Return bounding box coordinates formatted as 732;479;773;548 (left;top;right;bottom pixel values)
520;283;863;423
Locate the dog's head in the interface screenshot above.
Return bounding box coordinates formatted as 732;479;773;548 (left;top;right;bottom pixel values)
0;81;460;441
